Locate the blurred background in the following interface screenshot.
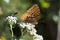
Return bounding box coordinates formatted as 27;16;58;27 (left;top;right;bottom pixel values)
0;0;59;40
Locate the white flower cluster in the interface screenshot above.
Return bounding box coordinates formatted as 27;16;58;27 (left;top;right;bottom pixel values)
33;34;43;40
6;16;17;24
19;22;43;40
20;22;35;29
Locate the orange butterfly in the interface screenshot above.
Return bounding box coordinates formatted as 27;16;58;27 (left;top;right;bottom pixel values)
20;4;40;24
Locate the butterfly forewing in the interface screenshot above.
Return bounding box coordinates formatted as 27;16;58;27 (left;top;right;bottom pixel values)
21;4;40;24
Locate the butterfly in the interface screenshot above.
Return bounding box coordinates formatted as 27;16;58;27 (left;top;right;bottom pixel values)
20;4;40;24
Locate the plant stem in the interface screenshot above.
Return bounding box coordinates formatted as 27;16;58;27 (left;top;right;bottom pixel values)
10;24;14;40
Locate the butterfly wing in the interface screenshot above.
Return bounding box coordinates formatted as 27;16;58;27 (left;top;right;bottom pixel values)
21;4;40;24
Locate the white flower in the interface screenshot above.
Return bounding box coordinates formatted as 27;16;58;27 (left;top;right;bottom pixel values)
19;22;26;28
33;34;43;40
19;22;43;40
29;28;37;35
6;16;17;24
25;23;35;30
19;22;35;30
27;23;35;28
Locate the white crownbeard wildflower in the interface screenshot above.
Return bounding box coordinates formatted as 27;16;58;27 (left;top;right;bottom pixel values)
6;16;17;24
19;22;26;28
19;22;35;30
19;22;43;40
29;28;37;35
33;34;43;40
26;23;35;30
